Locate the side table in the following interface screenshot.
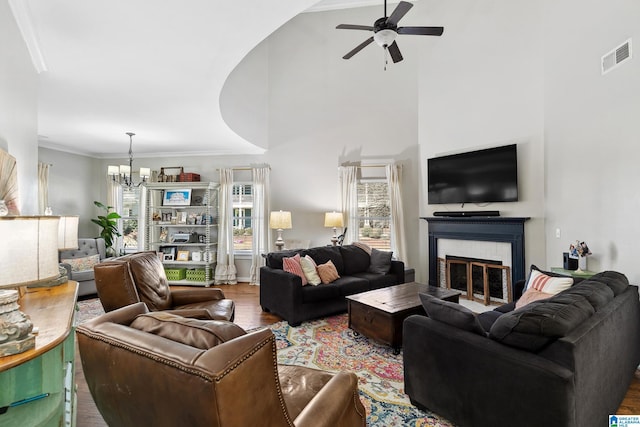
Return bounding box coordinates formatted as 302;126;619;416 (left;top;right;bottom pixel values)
550;267;597;279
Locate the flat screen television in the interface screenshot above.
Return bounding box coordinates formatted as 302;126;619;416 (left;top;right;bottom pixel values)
428;144;518;204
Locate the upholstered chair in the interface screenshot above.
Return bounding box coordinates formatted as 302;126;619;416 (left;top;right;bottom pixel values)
59;237;109;297
93;250;234;321
77;302;367;427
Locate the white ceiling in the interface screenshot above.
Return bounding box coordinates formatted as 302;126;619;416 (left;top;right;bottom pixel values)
11;0;404;159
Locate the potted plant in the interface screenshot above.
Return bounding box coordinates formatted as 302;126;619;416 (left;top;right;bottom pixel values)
92;201;121;256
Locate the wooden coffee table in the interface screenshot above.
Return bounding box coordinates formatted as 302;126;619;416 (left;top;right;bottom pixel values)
346;282;460;354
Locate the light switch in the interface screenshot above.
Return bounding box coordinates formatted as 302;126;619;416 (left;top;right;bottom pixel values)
555;228;561;238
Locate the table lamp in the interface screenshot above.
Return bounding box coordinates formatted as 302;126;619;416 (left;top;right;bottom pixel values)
270;210;292;251
0;216;61;356
324;212;344;246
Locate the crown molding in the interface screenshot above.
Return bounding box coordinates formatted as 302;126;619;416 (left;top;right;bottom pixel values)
8;0;47;73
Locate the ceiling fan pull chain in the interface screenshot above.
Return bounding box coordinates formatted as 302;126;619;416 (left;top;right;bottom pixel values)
384;47;388;71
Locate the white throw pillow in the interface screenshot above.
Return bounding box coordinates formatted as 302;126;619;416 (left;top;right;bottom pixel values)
524;269;573;294
300;255;322;286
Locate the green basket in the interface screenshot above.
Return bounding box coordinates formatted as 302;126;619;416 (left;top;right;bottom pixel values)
186;268;211;282
164;268;187;281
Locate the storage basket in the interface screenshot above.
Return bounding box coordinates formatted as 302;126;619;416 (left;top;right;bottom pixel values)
164;268;187;281
186;268;212;282
179;172;201;182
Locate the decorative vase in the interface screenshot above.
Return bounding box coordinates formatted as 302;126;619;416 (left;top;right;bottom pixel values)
577;256;587;272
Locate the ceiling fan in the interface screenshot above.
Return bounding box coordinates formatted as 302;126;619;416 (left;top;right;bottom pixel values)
336;0;443;64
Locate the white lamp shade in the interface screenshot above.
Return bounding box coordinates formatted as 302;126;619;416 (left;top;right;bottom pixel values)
119;165;131;175
139;167;151;178
58;215;79;250
270;211;292;229
107;165;120;176
0;216;61;288
324;212;344;228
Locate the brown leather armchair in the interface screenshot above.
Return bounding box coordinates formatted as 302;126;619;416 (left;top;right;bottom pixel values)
94;251;234;321
77;302;367;427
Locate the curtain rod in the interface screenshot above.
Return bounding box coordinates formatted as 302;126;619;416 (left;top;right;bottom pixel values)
340;163;389;169
215;165;270;171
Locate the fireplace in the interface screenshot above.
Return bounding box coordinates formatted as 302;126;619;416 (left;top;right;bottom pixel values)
422;216;529;301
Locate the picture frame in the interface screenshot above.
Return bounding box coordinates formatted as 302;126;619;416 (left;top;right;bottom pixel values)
160;246;177;261
162;188;192;206
177;250;189;261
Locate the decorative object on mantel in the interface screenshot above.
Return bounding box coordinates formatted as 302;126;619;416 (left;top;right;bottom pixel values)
107;132;150;188
157;166;184;183
270;210;292;251
324;211;344;246
0;216;61;356
569;240;592;273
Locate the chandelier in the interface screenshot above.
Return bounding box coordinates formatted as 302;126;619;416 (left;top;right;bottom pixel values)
107;132;150;188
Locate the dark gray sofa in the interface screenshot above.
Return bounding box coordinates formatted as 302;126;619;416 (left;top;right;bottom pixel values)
260;245;405;326
403;270;640;427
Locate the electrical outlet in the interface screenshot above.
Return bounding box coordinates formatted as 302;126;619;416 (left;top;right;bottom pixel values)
555;228;561;239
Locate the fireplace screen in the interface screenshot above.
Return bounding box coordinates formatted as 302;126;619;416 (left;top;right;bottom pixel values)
438;256;512;305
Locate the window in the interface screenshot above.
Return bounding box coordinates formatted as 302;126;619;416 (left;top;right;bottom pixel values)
232;183;253;251
121;188;140;254
357;180;391;251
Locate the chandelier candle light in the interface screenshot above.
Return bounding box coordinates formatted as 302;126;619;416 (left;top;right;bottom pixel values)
108;132;150;188
270;210;292;251
324;212;344;246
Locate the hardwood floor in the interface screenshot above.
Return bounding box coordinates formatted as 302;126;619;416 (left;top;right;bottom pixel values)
75;283;640;426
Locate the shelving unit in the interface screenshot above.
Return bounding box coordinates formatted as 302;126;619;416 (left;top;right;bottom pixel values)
142;182;219;286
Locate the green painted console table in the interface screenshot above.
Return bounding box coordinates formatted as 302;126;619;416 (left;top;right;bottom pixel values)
0;281;78;426
550;267;597;279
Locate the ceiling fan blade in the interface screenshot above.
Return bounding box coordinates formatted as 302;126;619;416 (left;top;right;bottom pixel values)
388;41;403;63
398;26;444;36
343;37;375;59
386;1;413;26
336;24;375;31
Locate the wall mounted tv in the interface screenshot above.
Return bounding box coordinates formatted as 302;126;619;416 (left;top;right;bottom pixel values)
428;144;518;204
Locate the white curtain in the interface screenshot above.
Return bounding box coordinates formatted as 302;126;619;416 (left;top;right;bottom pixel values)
37;162;50;214
339;166;359;244
214;168;237;284
386;163;407;262
249;166;270;285
106;175;123;251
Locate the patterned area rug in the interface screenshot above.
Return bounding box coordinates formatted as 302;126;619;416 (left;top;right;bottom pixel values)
269;314;453;427
76;298;104;324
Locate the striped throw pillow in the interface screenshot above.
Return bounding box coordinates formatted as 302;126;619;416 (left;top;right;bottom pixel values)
283;253;308;286
525;269;573;294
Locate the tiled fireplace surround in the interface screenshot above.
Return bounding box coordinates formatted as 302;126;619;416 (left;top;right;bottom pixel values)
423;216;529;302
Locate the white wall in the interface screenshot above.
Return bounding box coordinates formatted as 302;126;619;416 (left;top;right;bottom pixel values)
223;6;424;270
543;0;640;282
416;0;546;282
0;1;39;214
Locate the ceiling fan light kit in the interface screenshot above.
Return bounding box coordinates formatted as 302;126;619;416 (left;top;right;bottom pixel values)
336;0;444;65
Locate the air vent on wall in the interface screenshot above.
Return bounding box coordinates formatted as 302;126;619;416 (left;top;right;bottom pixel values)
601;38;632;75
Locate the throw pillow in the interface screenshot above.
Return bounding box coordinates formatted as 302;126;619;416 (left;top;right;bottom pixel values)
130;312;246;350
515;288;554;309
368;248;393;274
300;255;322;286
352;241;372;255
316;260;340;284
61;254;100;272
419;293;486;336
282;253;308;286
524;268;573;294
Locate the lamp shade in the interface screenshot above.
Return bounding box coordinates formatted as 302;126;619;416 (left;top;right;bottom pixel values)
58;215;79;250
269;211;292;230
0;216;60;288
324;212;344;228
